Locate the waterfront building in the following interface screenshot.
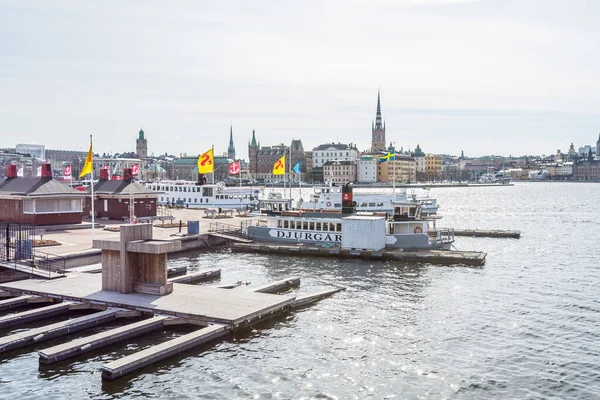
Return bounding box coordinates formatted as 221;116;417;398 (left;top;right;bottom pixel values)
377;153;416;183
45;149;88;175
425;154;443;180
597;134;600;158
85;168;159;220
228;125;236;160
136;128;148;159
323;160;357;185
371;90;386;152
247;131;305;182
573;159;600;181
248;130;259;174
0;164;84;225
15;144;45;160
356;155;377;183
568;142;577;157
312;143;358;168
411;144;426;180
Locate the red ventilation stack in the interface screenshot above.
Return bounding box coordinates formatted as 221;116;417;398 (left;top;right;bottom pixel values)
40;163;52;178
123;168;133;181
6;165;17;178
99;169;109;180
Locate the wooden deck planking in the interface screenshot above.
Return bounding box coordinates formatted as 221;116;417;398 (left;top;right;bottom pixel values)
0;302;74;329
0;309;119;353
292;288;346;308
167;269;221;284
0;295;35;311
39;316;170;364
0;273;296;327
249;277;301;294
101;323;230;381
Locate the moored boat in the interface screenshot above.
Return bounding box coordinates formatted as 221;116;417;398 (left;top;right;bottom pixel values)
245;197;453;250
143;180;259;209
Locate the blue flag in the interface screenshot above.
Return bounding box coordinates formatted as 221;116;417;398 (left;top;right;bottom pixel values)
379;152;395;162
293;160;301;174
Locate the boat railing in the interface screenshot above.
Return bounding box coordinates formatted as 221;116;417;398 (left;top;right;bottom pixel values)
433;228;455;243
210;221;254;240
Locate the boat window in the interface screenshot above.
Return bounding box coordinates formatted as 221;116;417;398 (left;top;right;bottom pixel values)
203;187;213;197
336;223;342;232
303;221;308;230
360;202;367;207
334;203;341;208
316;222;322;230
377;202;383;207
309;222;314;230
330;223;336;231
283;220;289;229
188;198;191;203
323;223;329;232
194;198;197;203
277;220;282;228
368;203;376;207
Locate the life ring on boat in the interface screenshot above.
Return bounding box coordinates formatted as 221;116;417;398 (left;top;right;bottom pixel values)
130;216;138;224
326;202;332;207
414;226;423;234
217;187;222;192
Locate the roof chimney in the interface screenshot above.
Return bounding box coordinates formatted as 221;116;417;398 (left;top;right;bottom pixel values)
40;163;52;178
6;165;17;179
99;168;109;181
123;168;133;181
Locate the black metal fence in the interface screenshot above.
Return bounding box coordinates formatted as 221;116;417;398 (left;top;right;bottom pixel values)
0;223;66;278
0;222;36;263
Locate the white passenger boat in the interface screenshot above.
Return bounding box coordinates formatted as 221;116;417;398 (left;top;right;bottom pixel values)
305;184;407;213
143;180;259;209
245;199;453;250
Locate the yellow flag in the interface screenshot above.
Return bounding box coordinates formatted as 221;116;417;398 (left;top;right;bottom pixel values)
273;155;285;175
79;142;93;178
198;148;214;174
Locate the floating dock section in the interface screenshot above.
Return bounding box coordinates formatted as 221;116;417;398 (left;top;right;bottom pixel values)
430;229;521;239
231;243;486;266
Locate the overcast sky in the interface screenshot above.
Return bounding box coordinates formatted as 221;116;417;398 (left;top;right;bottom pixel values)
2;0;600;158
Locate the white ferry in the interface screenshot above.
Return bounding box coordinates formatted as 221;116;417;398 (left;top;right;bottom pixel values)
143;181;259;209
304;184;407;213
302;183;440;215
245;199;453;250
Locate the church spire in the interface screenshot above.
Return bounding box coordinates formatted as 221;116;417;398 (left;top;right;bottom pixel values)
375;89;383;129
227;123;236;160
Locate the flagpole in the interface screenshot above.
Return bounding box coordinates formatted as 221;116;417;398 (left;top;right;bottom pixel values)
211;145;215;185
289;146;292;200
90;135;95;241
392;154;396;195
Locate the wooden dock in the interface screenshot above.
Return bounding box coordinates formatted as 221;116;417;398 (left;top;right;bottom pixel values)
231;243;487;266
0;273;295;327
39;315;171;364
0;308;118;353
0;271;343;381
430;229;521;239
167;268;221;284
101;323;229;381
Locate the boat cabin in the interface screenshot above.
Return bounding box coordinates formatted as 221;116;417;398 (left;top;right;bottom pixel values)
391;201;422;221
255;199;293;216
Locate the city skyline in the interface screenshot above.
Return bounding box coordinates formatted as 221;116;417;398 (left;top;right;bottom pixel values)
2;0;600;157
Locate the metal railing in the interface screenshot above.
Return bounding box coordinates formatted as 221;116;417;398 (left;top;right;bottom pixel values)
209;222;254;240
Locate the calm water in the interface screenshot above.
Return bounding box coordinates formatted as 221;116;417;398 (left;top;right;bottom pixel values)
1;182;600;399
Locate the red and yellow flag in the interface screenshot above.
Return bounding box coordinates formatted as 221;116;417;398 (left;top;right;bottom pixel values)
273;155;285;175
198;148;214;174
79;141;93;178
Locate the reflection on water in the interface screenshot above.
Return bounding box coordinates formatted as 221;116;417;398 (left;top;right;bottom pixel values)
0;182;599;398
